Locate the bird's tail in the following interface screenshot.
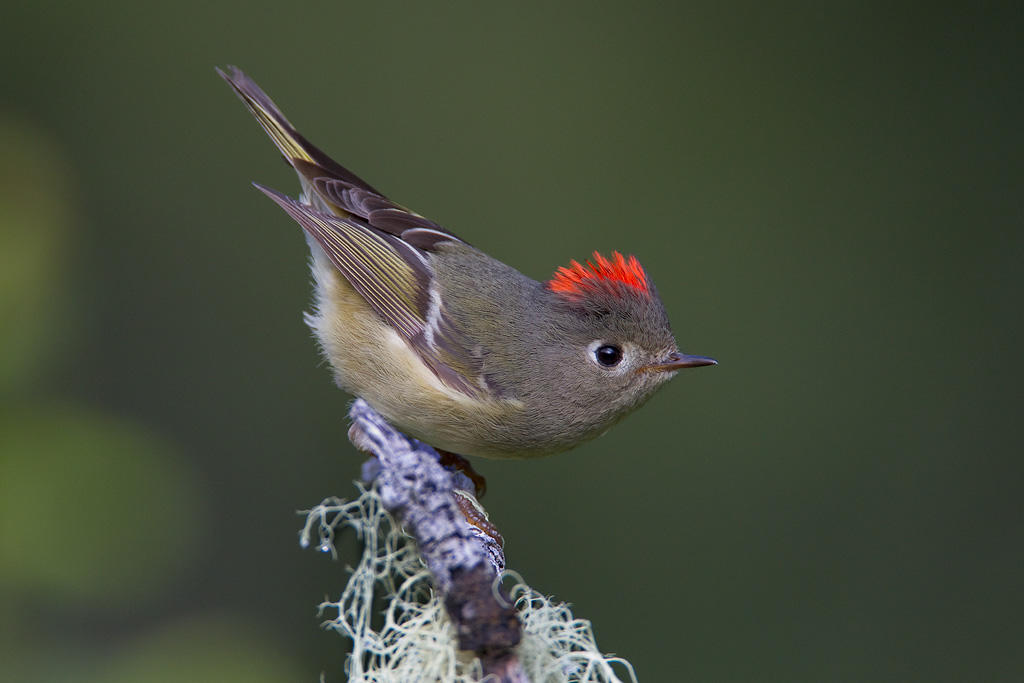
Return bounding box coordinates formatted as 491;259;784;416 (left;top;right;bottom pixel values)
217;66;381;194
217;65;314;166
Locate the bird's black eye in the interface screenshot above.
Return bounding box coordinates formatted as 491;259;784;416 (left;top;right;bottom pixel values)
595;344;623;367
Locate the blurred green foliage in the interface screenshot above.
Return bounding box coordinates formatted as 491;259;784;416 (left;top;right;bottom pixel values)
95;616;301;683
0;118;69;390
1;2;1022;681
0;407;200;601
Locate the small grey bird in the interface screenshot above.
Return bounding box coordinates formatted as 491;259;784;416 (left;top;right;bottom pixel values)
219;65;715;464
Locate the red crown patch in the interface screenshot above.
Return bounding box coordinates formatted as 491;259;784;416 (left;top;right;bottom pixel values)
548;251;650;299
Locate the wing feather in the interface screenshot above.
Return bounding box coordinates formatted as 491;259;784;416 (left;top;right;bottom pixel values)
221;66;493;399
255;185;487;397
257;186;423;334
300;165;460;246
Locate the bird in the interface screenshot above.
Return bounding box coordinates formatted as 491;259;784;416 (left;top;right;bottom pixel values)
218;66;715;475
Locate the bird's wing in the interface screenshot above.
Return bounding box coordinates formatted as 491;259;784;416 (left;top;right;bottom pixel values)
256;185;487;399
292;158;462;250
220;66;489;398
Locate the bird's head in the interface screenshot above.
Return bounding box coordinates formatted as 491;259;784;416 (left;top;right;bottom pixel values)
534;251;715;434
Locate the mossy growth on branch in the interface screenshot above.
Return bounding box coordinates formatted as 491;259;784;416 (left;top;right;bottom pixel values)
301;484;638;683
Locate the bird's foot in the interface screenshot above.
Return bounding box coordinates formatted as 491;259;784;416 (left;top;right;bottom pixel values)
452;489;503;547
435;451;501;546
436;449;487;499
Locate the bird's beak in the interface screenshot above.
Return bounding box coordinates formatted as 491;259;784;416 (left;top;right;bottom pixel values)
642;351;718;373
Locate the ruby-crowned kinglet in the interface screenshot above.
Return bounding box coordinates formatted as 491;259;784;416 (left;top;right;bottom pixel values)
219;66;715;460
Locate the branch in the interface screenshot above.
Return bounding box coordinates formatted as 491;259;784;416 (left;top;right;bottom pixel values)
300;399;638;683
347;399;526;682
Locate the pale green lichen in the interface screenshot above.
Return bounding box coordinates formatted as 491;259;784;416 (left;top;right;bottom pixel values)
301;484;638;683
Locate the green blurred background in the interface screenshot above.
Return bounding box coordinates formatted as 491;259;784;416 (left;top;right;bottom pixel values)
2;3;1021;681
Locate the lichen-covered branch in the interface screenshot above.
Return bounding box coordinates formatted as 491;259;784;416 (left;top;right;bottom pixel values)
300;399;639;683
345;399;523;681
